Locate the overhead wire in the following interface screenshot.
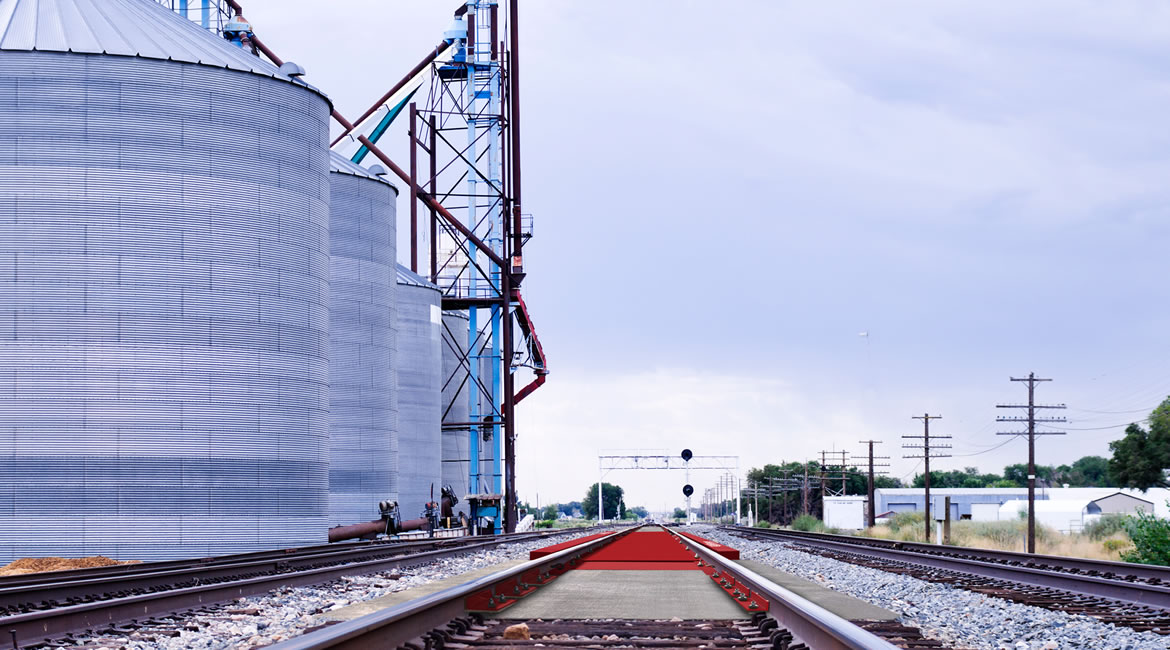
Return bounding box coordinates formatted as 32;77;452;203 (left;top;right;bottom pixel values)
950;435;1019;457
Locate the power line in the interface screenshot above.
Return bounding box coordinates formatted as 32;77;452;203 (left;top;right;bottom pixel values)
1039;419;1147;432
950;436;1019;457
1069;405;1160;415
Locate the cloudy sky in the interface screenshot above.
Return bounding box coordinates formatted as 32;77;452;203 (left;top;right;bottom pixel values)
245;1;1170;513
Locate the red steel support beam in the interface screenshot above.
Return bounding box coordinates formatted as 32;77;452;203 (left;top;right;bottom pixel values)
409;102;419;273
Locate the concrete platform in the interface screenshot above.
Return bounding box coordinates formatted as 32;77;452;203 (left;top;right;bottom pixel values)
499;569;747;620
735;560;897;621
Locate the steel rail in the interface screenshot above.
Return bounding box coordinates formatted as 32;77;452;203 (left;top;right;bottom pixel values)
726;525;1170;583
728;526;1170;610
663;528;899;650
0;530;578;612
0;529;573;591
0;528;597;647
0;535;468;590
263;526;641;650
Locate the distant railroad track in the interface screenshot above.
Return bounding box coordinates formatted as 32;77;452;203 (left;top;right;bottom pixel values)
266;525;913;650
726;525;1170;635
0;527;594;648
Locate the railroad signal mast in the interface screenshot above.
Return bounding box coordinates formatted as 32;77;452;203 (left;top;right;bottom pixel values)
903;414;950;543
997;373;1066;554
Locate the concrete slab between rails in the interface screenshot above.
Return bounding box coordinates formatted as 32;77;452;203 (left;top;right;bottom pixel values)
316;558;530;622
734;560;898;621
499;570;747;620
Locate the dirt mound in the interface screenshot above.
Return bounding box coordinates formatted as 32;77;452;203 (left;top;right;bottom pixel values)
0;556;137;576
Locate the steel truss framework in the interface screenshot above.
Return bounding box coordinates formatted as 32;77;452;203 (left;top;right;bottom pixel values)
404;1;548;535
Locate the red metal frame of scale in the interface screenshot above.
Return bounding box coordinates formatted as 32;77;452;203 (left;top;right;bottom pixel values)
477;530;767;614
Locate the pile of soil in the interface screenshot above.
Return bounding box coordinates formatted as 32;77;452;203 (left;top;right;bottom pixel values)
0;556;138;576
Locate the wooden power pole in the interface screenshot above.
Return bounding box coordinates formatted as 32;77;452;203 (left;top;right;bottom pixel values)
903;413;950;543
997;372;1066;554
854;440;889;528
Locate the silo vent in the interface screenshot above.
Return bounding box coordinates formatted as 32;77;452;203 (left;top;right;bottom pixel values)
279;61;307;78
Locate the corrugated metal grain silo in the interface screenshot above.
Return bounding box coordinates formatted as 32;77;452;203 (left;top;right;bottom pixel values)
394;265;442;518
327;153;398;526
441;311;472;502
0;0;332;561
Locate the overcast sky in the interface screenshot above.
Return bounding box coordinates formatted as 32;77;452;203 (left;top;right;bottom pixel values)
245;1;1170;514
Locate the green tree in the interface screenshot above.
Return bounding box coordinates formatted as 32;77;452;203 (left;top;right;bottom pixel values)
1109;398;1170;490
912;467;1001;489
628;506;648;519
672;507;686;520
1068;455;1115;487
540;504;558;521
582;483;624;519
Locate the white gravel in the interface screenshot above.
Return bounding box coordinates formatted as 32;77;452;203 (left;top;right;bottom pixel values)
58;529;606;650
696;525;1170;650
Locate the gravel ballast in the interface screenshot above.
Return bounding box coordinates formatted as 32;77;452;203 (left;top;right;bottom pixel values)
59;529;606;650
697;525;1170;650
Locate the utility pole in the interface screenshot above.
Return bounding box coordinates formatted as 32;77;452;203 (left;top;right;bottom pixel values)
997;372;1066;554
802;460;810;516
854;440;890;528
903;414;950;543
818;452;827;511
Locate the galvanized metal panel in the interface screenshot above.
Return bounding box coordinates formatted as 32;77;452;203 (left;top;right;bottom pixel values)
441;310;471;505
327;157;398;528
0;49;330;562
396;267;442;518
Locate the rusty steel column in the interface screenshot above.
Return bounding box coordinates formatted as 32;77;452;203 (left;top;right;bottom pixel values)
508;0;524;270
409;102;419;273
429;114;438;283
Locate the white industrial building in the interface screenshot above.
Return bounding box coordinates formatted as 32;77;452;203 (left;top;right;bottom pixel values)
823;488;1167;532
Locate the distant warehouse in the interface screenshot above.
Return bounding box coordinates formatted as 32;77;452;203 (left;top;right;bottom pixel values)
825;487;1169;533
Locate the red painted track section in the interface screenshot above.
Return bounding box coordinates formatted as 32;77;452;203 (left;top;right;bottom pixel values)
528;531;615;559
529;529;741;569
518;528;762;612
677;531;740;559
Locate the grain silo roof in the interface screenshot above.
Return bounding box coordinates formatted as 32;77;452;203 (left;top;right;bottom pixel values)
396;264;438;290
330;151;398;190
0;0;319;89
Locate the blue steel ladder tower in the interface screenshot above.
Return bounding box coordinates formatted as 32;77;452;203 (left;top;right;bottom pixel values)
343;0;547;534
155;0;232;33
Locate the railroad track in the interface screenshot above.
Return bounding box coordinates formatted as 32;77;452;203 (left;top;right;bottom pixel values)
726;525;1170;635
0;527;595;648
263;525;930;650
